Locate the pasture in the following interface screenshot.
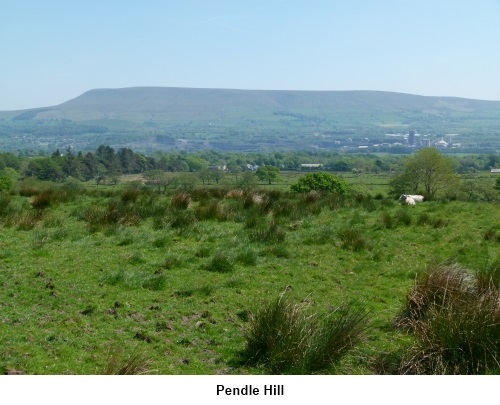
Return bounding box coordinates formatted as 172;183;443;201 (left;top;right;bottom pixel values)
0;175;499;374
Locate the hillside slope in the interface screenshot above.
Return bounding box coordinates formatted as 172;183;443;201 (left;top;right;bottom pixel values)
4;87;500;122
1;87;499;152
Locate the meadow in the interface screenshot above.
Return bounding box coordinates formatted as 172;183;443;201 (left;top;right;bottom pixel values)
0;172;499;374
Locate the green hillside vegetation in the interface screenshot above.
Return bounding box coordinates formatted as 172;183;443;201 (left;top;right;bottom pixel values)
1;88;499;152
0;151;499;374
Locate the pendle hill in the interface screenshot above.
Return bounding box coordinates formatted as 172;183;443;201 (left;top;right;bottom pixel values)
1;87;499;152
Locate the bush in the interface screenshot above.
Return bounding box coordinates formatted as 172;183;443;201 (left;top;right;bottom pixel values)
243;294;368;374
291;172;349;195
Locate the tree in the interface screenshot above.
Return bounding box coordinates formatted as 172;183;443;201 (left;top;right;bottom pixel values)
238;171;257;189
0;175;13;192
495;177;500;192
143;170;170;193
256;166;281;185
389;148;460;199
290;171;349;194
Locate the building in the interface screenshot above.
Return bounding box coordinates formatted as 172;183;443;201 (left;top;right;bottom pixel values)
435;139;448;148
300;164;323;170
408;130;415;146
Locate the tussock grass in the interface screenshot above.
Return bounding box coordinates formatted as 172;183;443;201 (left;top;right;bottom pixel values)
248;221;286;244
204;251;234;273
236;249;259;266
103;349;153;375
396;263;500;374
194;200;227;221
166;209;197;229
395;209;412;226
0;193;13;217
483;228;500;242
102;269;166;290
395;263;472;329
170;192;192;210
380;212;395;229
337;228;368;252
9;210;42;230
243;293;369;374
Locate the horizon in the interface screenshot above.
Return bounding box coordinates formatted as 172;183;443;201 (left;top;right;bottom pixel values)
1;1;500;110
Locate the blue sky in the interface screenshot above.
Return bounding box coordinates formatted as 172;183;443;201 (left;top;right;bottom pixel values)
1;0;500;110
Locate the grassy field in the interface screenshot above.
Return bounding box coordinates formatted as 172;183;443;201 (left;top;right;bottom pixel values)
0;175;499;374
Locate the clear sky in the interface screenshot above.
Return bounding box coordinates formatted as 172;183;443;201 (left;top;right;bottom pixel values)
1;0;500;110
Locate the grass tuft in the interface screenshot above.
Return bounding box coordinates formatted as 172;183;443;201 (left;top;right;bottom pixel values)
396;263;500;374
242;293;368;374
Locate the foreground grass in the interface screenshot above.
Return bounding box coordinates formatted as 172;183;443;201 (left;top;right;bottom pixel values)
0;186;498;374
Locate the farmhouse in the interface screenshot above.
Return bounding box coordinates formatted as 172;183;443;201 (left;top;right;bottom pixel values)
491;168;500;174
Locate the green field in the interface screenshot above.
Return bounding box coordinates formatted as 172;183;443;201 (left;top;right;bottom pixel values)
0;174;499;374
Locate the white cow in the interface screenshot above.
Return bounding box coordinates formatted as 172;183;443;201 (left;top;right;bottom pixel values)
407;194;424;202
398;195;416;206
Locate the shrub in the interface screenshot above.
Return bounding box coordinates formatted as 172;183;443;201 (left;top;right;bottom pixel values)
291;172;349;195
243;294;368;374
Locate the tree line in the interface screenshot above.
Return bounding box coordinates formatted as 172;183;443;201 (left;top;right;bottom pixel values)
0;146;499;186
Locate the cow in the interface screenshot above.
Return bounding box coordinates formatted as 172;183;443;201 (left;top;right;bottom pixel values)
398;195;416;206
407;194;424;202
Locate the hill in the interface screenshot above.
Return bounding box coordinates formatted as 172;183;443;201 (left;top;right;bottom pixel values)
1;87;499;152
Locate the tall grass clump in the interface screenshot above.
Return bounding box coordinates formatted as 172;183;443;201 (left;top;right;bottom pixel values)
0;193;12;217
103;349;152;375
396;263;500;374
395;209;412;226
194;200;227;221
166;209;197;229
380;212;395;229
204;251;234;273
236;248;259;266
248;224;287;245
475;258;500;292
337;228;368;252
395;263;472;329
170;192;192;210
242;294;368;374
